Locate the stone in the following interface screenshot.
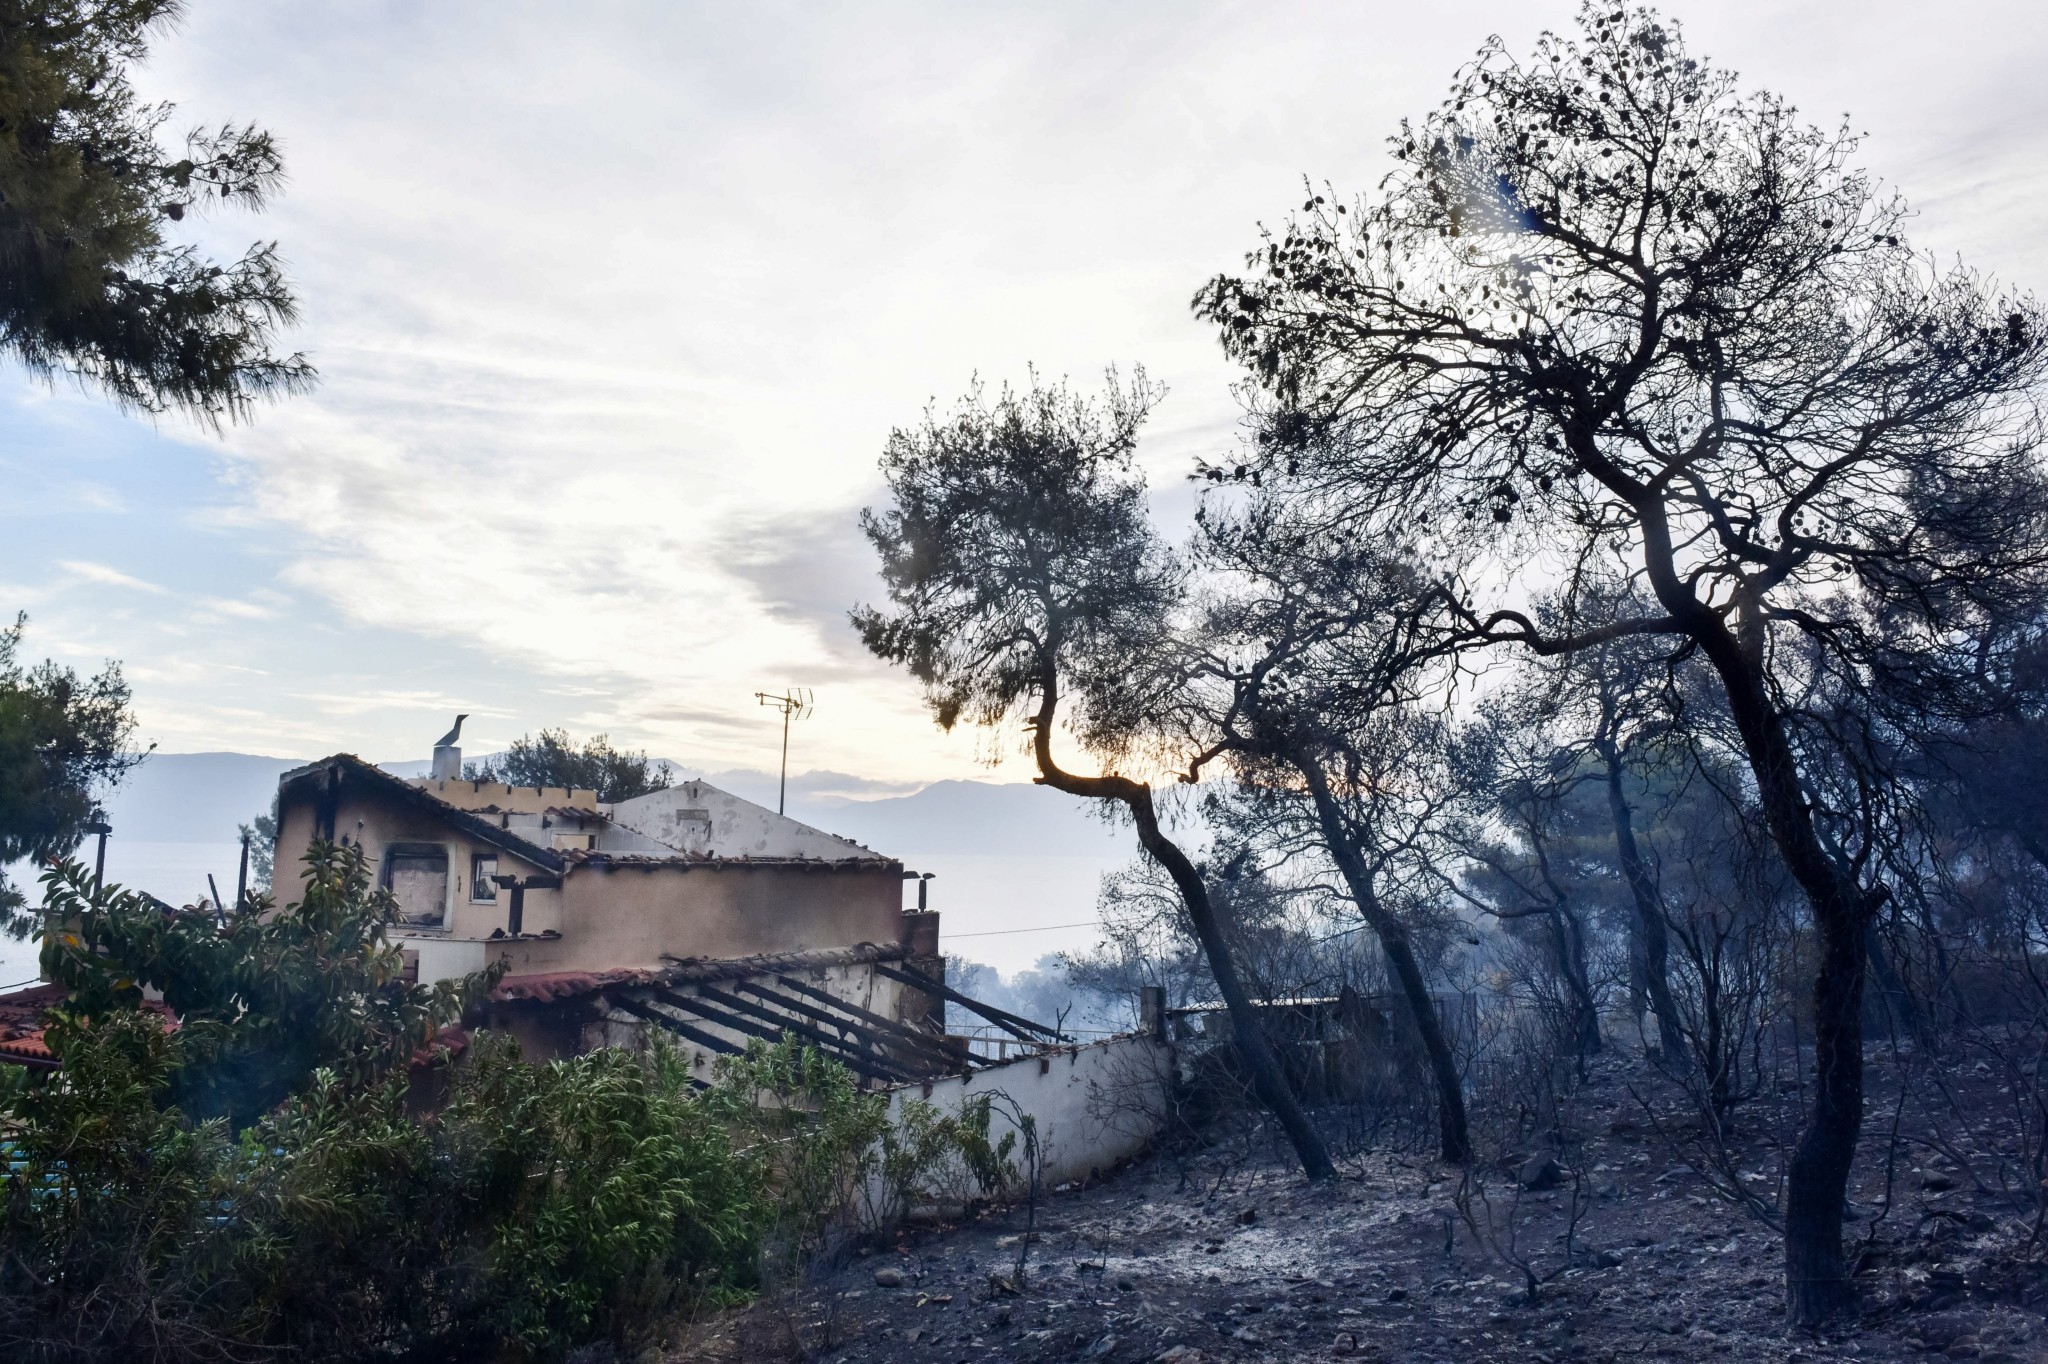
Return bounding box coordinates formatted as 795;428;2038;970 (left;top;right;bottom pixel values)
1084;1334;1119;1359
873;1265;908;1288
1231;1325;1263;1343
1332;1331;1360;1355
1915;1314;1978;1349
1590;1249;1623;1269
1155;1349;1199;1364
1385;1287;1408;1302
1519;1155;1565;1191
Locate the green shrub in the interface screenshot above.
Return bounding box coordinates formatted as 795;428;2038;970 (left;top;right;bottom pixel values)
0;851;1019;1360
705;1036;1016;1281
0;1030;765;1361
39;844;488;1126
432;1033;762;1357
0;1011;238;1362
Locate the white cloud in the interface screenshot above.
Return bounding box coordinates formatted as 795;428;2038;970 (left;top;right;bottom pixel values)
193;597;280;622
57;561;170;596
8;0;2040;777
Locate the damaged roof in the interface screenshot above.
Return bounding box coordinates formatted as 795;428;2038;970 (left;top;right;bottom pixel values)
279;754;567;872
490;941;912;1004
560;849;896;870
0;983;178;1069
0;980;464;1071
282;755;901;873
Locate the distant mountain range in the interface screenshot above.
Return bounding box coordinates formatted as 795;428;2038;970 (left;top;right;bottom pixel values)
96;752;1134;860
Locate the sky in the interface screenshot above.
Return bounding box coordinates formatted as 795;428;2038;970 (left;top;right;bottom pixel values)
4;0;2047;789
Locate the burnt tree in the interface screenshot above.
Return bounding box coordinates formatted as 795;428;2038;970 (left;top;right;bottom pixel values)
854;371;1337;1182
1195;4;2048;1321
1176;499;1476;1163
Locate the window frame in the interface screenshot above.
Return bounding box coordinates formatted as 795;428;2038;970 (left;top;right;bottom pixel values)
379;842;452;930
470;852;500;904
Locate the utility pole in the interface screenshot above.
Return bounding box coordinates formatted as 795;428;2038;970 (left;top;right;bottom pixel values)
235;829;251;913
753;688;813;815
85;814;111;895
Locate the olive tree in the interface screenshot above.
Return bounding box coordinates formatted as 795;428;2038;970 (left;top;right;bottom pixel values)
1194;3;2048;1320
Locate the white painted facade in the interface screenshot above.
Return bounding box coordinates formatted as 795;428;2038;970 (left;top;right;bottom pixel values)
888;1033;1173;1192
608;780;880;861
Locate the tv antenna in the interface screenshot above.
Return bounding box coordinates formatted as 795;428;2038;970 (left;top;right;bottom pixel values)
754;687;813;815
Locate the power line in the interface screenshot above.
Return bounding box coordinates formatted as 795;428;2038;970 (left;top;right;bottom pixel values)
945;920;1098;938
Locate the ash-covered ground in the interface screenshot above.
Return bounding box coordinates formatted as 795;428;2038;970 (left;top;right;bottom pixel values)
671;1054;2048;1364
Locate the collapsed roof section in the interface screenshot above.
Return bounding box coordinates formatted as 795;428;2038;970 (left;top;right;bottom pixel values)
277;754;567;873
279;755;895;870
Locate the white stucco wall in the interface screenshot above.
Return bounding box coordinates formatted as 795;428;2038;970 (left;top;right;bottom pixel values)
888;1033;1173;1191
608;781;883;860
405;934;489;984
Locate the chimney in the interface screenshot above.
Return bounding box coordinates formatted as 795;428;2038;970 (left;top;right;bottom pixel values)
431;713;468;780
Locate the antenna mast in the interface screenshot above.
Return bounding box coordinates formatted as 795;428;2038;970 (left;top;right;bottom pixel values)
754;688;813;815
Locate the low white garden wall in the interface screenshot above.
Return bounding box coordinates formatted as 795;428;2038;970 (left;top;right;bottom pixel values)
886;1031;1172;1191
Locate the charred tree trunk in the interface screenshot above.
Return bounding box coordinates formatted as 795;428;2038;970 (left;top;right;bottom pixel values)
1030;696;1335;1183
1549;900;1603;1062
1699;945;1733;1122
1124;789;1336;1182
1620;494;1875;1324
1596;740;1690;1072
1297;759;1472;1165
1521;826;1604;1063
1864;918;1922;1042
1626;917;1651;1034
1683;606;1874;1326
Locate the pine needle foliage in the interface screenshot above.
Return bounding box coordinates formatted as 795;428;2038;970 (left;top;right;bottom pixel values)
0;0;313;421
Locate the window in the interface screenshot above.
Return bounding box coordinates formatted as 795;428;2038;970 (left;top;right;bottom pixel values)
471;853;499;902
380;845;449;927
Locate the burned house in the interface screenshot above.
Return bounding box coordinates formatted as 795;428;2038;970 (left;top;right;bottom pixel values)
268;730;1057;1084
0;723;1177;1188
